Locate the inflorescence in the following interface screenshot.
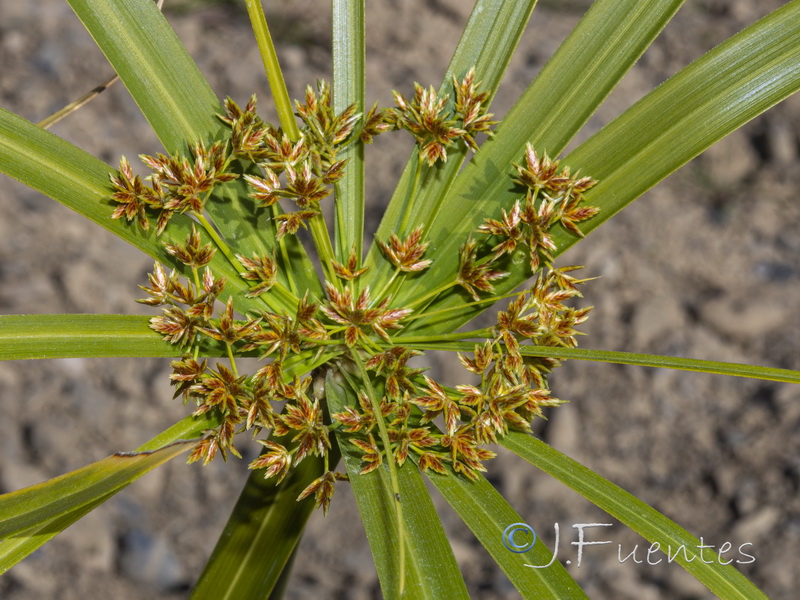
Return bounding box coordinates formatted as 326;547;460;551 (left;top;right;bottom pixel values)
110;68;598;513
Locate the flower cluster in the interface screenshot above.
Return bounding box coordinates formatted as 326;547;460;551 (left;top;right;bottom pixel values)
112;70;598;513
138;261;226;346
377;226;432;273
327;265;591;481
477;143;599;271
363;67;496;165
110;142;237;234
226;87;356;238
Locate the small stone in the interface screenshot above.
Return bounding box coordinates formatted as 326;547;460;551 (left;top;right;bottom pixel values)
60;507;116;572
702;129;758;185
546;405;583;460
754;261;795;283
699;291;790;339
732;507;780;542
118;528;187;592
767;119;797;165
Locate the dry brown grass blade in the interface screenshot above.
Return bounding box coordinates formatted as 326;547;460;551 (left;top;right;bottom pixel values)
37;0;166;130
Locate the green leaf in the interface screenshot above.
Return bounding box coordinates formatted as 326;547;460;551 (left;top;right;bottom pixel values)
136;411;223;453
65;0;222;153
400;341;800;385
65;0;320;298
492;0;686;162
0;108;167;263
332;0;366;262
502;432;768;600
0;342;339;579
0;492;116;576
393;0;684;329
560;0;800;247
0;314;169;360
424;466;588;599
0;109;275;315
326;375;469;599
404;0;800;334
0;314;295;361
0;411;220;574
365;0;538;290
189;352;343;598
190;454;326;600
0;440;195;541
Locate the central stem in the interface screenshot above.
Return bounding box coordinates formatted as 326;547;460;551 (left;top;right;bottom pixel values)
349;348;407;596
398;153;425;236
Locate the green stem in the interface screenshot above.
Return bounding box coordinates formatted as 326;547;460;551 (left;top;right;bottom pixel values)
309;212;338;284
333;181;347;260
226;342;239;377
397;153;424;235
204;145;298;299
196;212;298;310
244;0;300;140
393;328;492;345
268;205;299;296
191;267;202;360
349;349;407;596
373;268;401;303
406;280;459;310
403;251;523;315
361;335;386;356
404;288;527;323
298;336;343;347
196;212;243;273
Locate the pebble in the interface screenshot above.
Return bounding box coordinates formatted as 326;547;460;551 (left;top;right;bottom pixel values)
702;129;759;185
732;506;781;542
699;292;791;339
60;507;117;573
118;528;188;592
545;404;583;461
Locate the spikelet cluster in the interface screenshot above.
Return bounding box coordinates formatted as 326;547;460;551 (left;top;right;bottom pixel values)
110;69;597;513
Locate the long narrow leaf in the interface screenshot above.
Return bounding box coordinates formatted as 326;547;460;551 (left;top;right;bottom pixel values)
404;0;800;334
188;351;343;598
400;341;800;385
502;432;768;600
425;466;587;599
0;411;220;573
0;109;274;315
65;0;320;297
0;314;168;360
560;0;800;247
332;0;366;262
65;0;221;152
0;108;174;266
0;342;338;572
0;440;195;540
0;492;115;576
365;0;538;291
0;314;270;361
190;455;326;600
326;375;469;599
391;0;684;300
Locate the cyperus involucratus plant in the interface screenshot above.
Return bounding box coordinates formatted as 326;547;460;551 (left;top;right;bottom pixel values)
2;0;800;598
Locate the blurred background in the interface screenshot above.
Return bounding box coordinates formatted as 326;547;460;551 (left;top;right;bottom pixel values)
1;0;799;597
